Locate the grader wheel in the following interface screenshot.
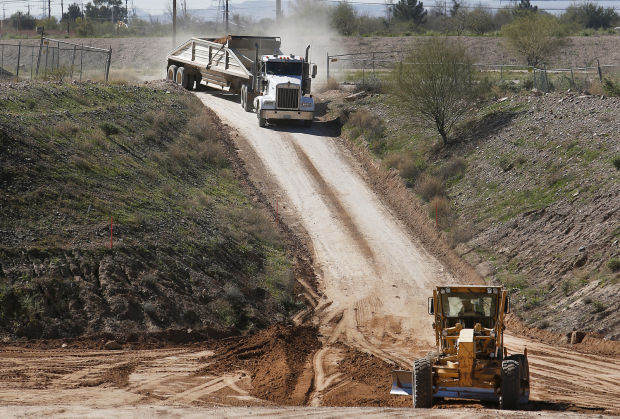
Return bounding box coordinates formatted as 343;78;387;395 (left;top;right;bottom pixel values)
412;357;433;408
500;359;521;410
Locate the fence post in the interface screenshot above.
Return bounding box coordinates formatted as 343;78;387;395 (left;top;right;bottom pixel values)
326;51;330;81
57;41;61;71
35;36;44;77
31;46;34;79
105;47;112;83
372;52;375;74
45;42;49;78
596;58;602;82
570;67;574;88
70;45;76;80
80;43;83;82
1;44;4;75
16;42;21;81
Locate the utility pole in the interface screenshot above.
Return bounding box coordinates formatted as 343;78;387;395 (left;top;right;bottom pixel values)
48;0;50;18
1;3;4;39
61;0;64;18
172;0;176;46
276;0;282;23
225;0;229;33
125;0;128;23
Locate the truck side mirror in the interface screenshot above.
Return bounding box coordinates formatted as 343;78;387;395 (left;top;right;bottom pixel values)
312;64;317;79
428;297;434;315
504;296;510;314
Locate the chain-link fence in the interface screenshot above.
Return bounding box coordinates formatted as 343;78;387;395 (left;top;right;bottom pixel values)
0;37;112;82
325;51;620;93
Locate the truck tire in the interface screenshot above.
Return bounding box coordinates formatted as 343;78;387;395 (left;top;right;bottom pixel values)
194;74;202;90
176;67;189;89
187;74;195;90
500;360;520;410
412;357;433;408
167;65;178;83
258;116;267;128
507;354;530;405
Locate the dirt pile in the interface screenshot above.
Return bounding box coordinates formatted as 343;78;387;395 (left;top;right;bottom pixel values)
200;325;320;405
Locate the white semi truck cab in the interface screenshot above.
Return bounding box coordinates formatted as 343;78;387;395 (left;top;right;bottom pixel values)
166;35;317;128
253;54;317;127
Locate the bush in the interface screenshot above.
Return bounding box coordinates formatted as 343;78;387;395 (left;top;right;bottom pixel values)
613;157;620;170
502;13;566;66
384;152;425;184
323;77;340;92
607;257;620;272
437;157;466;180
429;196;450;219
448;223;474;246
590;301;606;314
347;109;385;143
99;122;120;137
416;175;445;201
602;78;620;97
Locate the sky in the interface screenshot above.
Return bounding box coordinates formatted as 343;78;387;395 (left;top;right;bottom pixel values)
1;0;619;19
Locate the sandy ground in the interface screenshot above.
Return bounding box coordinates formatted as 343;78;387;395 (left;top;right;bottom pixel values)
0;87;618;417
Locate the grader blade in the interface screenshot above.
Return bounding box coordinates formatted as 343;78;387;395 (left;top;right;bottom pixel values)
390;370;413;395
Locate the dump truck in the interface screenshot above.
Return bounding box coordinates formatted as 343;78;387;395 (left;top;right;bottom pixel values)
165;35;317;127
391;285;530;410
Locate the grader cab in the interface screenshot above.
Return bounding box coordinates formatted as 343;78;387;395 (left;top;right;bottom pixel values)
391;285;529;409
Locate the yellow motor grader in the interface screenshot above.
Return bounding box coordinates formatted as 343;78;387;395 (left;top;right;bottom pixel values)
391;285;529;409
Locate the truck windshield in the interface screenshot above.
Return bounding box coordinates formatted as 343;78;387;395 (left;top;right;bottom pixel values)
266;61;303;76
441;293;497;318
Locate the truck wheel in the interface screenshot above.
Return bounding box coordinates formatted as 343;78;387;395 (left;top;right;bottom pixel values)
194;74;202;90
167;65;178;83
176;67;189;89
258;117;267;128
187;74;195;90
412;357;433;408
500;359;520;410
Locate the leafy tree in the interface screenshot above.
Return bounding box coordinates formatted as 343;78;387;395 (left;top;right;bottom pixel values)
331;2;358;35
85;0;126;22
393;0;427;24
514;0;538;14
392;38;482;145
450;0;461;17
9;12;37;30
562;2;619;29
502;13;565;66
465;7;495;34
63;4;83;21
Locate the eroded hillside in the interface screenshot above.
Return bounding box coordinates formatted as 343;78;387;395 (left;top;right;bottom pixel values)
0;81;301;339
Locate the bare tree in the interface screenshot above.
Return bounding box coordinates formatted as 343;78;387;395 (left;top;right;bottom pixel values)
392;38;482;145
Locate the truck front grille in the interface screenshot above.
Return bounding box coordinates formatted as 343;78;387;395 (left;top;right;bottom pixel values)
277;87;299;109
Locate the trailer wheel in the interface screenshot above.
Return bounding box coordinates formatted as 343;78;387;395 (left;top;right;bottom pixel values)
412;357;433;408
242;85;253;112
176;67;190;89
500;359;520;410
167;65;178;83
258;117;267;128
187;74;195;90
195;74;202;90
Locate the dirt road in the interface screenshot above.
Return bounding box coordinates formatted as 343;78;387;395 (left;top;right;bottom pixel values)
192;90;620;413
0;89;618;416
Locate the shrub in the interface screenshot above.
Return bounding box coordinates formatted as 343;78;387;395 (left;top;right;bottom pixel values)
354;74;382;94
590;301;605;314
416;175;445;201
502;13;566;67
324;77;340;91
438;157;466;180
347;109;385;143
603;78;620;97
429;196;450;219
607;257;620;272
384;152;425;184
448;223;475;246
613;157;620;170
99;122;120;137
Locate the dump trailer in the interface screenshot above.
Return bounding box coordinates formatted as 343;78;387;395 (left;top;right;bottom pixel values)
165;35;317;127
391;285;530;410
